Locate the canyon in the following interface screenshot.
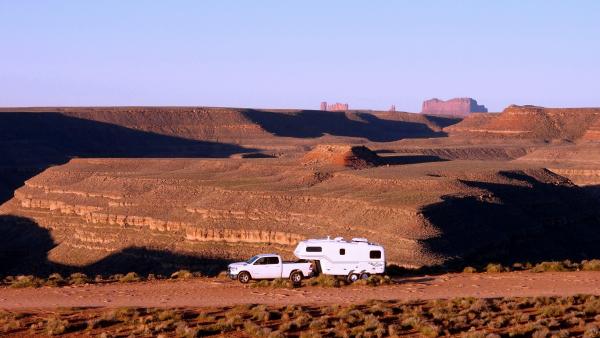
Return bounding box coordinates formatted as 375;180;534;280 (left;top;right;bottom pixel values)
1;105;600;277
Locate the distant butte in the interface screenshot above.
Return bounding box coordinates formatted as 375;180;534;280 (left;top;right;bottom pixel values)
422;97;488;116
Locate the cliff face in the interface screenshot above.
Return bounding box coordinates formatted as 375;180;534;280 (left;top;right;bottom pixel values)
422;98;488;116
3;156;600;273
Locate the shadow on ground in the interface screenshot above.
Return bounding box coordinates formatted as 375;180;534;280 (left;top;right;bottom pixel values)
421;171;600;266
379;154;448;166
243;109;456;142
0;215;231;277
0;112;256;205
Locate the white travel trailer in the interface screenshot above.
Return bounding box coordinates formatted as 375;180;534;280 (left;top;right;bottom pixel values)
293;237;385;282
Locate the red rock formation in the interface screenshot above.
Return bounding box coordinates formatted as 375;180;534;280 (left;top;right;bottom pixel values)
326;102;349;111
302;145;381;169
422;98;488;116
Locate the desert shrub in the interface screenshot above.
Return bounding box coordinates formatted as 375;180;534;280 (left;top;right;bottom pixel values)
243;320;273;337
45;316;68;335
217;271;229;279
45;273;67;287
170;270;193;280
156;309;180;322
363;314;383;331
270;278;294;288
9;275;43;288
249;305;279;322
278;320;294;332
584;298;600;316
469;299;490;313
355;275;392;287
401;315;422;330
532;327;550;338
582;260;600;271
540;305;565;318
463;266;477;273
69;272;89;285
109;274;124;282
485;263;505;273
174;321;198;337
531;261;568;272
294;314;312;329
309;316;329;330
252;280;271;288
309;274;341;287
387;324;401;336
584;325;600;338
196;312;216;322
337;308;365;325
419;324;441;337
119;272;141;283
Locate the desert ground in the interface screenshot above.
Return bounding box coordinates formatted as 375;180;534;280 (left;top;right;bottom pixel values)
2;272;600;309
1;105;600;336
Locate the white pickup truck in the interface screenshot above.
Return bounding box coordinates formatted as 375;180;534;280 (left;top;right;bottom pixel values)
227;253;313;284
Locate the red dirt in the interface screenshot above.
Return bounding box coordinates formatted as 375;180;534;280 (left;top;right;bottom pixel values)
1;272;600;309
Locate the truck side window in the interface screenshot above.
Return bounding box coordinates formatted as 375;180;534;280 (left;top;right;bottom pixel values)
254;257;267;265
369;250;382;259
267;257;279;264
306;246;322;252
339;248;345;255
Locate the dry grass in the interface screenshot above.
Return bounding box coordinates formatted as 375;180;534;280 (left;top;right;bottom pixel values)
3;296;600;336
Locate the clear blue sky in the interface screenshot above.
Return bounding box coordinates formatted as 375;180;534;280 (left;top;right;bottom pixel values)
1;1;598;112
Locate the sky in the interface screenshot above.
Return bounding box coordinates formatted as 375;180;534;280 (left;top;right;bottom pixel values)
1;1;599;112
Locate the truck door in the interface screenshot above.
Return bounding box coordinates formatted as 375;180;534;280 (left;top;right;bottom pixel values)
263;256;281;278
253;256;280;278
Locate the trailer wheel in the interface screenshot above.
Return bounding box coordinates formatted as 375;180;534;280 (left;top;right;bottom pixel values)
360;273;370;280
238;271;251;284
347;273;359;283
290;271;303;284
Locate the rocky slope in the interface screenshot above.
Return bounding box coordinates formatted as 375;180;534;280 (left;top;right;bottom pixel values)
445;105;600;142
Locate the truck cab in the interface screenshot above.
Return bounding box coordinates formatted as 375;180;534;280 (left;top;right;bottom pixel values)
227;254;313;284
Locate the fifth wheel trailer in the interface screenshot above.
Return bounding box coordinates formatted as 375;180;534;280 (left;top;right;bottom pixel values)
293;237;385;282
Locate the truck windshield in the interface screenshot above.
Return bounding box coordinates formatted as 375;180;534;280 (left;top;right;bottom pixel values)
245;255;260;264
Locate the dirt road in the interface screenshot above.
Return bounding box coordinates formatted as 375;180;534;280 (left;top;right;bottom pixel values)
1;272;600;309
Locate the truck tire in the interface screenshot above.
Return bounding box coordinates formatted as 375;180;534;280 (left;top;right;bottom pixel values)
238;271;251;284
360;273;370;280
290;271;303;284
347;273;359;283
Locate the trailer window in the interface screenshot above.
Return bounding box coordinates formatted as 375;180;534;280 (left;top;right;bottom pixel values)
306;246;322;252
339;248;346;255
369;250;382;259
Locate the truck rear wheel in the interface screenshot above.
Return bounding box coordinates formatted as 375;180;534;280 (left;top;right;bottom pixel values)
238;271;251;284
360;273;370;280
290;271;303;284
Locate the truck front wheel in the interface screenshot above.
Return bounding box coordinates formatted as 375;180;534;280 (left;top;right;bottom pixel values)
238;271;251;284
290;271;303;284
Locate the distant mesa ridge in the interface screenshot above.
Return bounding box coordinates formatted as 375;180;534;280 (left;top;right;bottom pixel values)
422;97;488;116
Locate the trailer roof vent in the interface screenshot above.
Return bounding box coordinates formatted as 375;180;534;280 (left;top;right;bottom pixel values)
351;237;368;243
